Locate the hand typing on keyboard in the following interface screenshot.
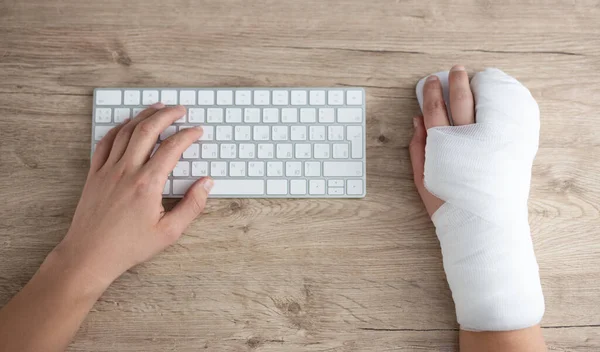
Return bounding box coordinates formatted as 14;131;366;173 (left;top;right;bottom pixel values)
59;102;214;288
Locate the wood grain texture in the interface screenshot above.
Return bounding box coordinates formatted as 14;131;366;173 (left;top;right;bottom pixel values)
0;0;599;350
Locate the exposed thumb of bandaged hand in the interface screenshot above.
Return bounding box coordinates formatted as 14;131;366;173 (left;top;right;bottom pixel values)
424;68;544;331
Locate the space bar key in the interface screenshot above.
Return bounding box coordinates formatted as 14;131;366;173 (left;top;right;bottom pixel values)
211;180;265;195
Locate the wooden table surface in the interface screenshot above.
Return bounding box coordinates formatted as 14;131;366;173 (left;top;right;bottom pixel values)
1;0;599;351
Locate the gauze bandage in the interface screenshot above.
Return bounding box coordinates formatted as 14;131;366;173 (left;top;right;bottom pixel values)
416;68;544;331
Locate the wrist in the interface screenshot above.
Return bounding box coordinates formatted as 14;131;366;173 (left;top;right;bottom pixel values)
42;242;114;301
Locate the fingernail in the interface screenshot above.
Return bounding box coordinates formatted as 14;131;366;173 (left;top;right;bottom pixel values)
450;65;466;72
426;75;438;82
202;178;214;193
413;117;419;128
150;102;165;109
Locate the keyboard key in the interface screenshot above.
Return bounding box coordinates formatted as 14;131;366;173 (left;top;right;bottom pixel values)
323;161;363;177
235;90;251;105
95;108;111;123
328;187;344;195
314;144;330;158
309;126;326;140
220;144;236;158
173;161;190;177
180;90;196;105
309;180;326;195
188;108;205;123
199;126;214;140
328;90;344;105
229;161;246;176
114;108;131;123
207;108;224;123
94;126;113;140
163;180;171;195
198;90;215;105
290;179;307;195
272;126;288;141
281;108;298;123
253;126;270;140
192;161;208;176
347;180;363;195
300;108;316;123
291;90;307;105
254;90;270;105
286;162;302;177
347;90;363;105
173;180;194;195
217;90;233;105
124;90;141;105
338;108;363;123
96;90;121;105
239;144;255;158
210;161;227;177
210;180;265;196
277;144;293;158
235;126;251;140
226;108;242;123
160;126;177;140
272;90;289;105
305;161;321;177
291;126;307;140
333;143;349;158
347;126;363;158
328;126;344;141
267;180;288;195
183;144;200;159
248;161;265;176
202;144;218;158
309;90;325;105
328;179;344;187
295;144;311;159
244;108;260;123
161;90;178;105
142;90;159;105
258;144;274;158
216;126;233;140
319;108;335;123
263;108;279;123
267;161;284;176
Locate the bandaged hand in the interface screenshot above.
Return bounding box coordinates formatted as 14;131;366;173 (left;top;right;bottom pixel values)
410;66;544;331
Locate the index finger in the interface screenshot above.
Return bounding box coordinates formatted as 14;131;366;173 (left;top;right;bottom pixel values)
422;75;450;129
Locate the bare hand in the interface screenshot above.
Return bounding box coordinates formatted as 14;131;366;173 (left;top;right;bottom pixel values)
409;65;475;216
53;103;213;288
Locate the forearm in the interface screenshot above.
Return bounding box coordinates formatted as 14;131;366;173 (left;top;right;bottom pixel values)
0;249;108;352
460;325;547;352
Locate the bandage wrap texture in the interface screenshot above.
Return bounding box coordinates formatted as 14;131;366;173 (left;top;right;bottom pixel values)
424;69;544;331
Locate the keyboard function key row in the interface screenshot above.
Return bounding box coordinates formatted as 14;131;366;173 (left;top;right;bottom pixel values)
96;89;363;106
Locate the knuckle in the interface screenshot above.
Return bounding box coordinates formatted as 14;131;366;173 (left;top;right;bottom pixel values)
188;192;206;215
424;98;444;115
133;173;154;193
452;88;472;103
136;121;156;137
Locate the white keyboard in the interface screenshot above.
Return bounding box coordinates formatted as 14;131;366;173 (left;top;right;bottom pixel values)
92;88;366;198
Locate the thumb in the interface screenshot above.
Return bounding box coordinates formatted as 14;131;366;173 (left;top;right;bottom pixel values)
160;177;213;242
409;116;426;190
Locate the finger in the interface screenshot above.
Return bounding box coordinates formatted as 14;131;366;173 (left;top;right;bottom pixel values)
89;121;127;174
122;105;187;167
422;75;450;129
105;103;165;166
159;177;213;244
144;126;204;176
409;116;427;189
448;65;475;125
409;116;444;217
